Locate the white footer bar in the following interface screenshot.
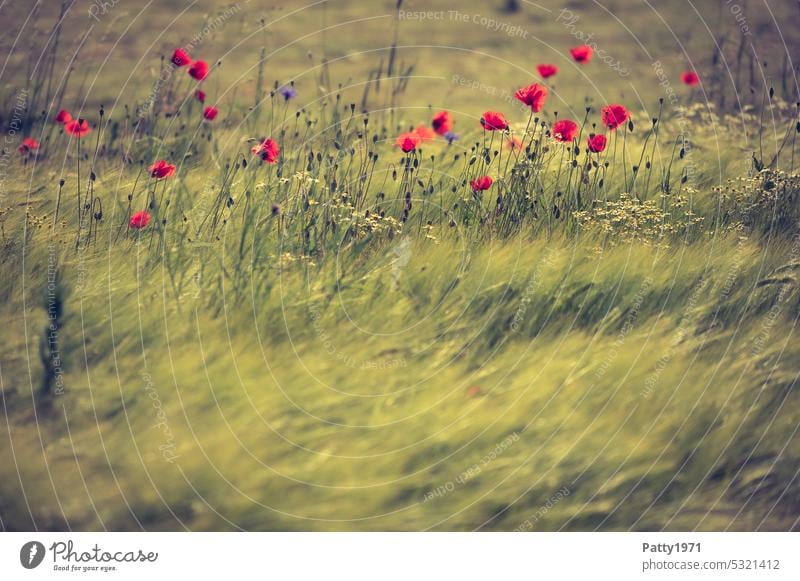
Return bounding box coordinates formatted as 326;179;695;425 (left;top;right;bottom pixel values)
1;533;796;579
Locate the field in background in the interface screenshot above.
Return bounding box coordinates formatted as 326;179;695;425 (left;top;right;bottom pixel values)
0;0;799;531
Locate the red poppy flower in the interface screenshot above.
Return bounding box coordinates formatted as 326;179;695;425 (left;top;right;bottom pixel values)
552;119;578;142
203;106;218;121
18;137;40;154
570;45;593;64
149;160;176;179
129;211;151;229
412;124;436;142
537;64;559;79
514;83;548;112
506;136;523;151
171;48;191;67
587;134;607;153
480;111;509;131
395;132;421;153
188;60;209;81
680;71;700;87
251;138;280;164
470;176;493;192
601;104;630;130
65;119;91;137
431;110;453;135
195;90;206;103
55;109;72;124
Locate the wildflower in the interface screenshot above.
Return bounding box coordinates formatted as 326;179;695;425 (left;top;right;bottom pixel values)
149;160;176;179
395;132;421;153
431;110;453;135
252;138;280;164
444;131;459;144
570;45;593;63
587;134;607;153
188;60;209;81
203;106;219;121
412;124;436;142
506;136;523;151
18;137;40;154
680;71;700;86
601;104;630;130
195;90;206;102
65;119;91;137
514;83;548;112
55;109;72;124
537;64;559;79
279;85;297;101
171;48;191;67
480;111;509;131
129;210;151;229
552;119;578;142
470;175;493;192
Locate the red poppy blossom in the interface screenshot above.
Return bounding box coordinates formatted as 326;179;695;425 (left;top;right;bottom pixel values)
431;111;453;136
195;90;206;103
514;83;548;112
55;109;72;124
395;132;422;153
149;160;176;179
470;175;493;192
171;48;191;67
188;60;209;81
480;111;509;131
65;119;91;137
412;124;436;142
203;106;219;121
680;71;700;87
552;119;578;142
18;137;40;154
537;64;559;79
570;45;593;63
252;138;280;164
506;136;523;151
601;104;630;130
587;134;607;153
129;211;151;229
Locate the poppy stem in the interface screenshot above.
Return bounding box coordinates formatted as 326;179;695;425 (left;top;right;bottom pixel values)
622;129;629;193
74;135;81;251
53;180;63;230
